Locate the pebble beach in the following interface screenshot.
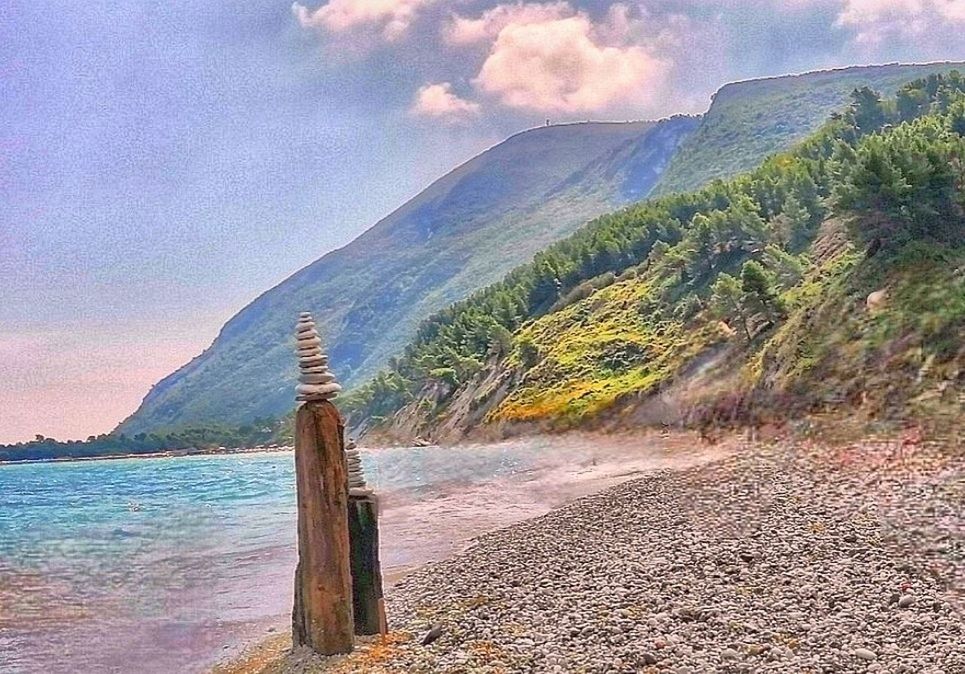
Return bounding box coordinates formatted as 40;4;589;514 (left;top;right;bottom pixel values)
221;435;964;674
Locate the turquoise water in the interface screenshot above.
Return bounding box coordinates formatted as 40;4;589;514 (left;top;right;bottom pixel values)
0;436;711;673
0;452;299;673
0;444;536;673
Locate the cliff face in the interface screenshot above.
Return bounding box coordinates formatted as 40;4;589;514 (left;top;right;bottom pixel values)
119;118;699;434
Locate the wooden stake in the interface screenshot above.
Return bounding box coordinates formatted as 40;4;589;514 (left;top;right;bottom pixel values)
347;492;388;635
292;401;354;654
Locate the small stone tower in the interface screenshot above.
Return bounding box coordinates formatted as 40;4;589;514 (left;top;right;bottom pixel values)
295;312;341;402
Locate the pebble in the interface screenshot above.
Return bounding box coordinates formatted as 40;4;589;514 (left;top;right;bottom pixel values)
293;442;965;674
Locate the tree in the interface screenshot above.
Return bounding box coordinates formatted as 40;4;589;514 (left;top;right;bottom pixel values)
851;87;888;135
710;273;751;341
775;193;814;249
897;86;929;123
836;114;965;250
517;336;540;369
740;260;786;328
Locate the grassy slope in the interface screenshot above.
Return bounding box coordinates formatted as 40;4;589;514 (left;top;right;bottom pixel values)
653;62;965;196
382;225;963;442
123;64;964;436
496;229;962;429
747;236;964;425
119;119;697;433
365;76;965;442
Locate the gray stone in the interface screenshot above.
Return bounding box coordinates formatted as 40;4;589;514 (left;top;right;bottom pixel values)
299;373;336;385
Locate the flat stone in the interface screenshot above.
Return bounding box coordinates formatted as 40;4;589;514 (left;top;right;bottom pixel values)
854;648;877;661
299;373;335;385
296;382;341;394
296;393;337;402
296;335;322;347
898;594;915;608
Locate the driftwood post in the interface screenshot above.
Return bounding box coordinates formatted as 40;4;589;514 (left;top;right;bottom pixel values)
291;313;354;654
345;447;387;635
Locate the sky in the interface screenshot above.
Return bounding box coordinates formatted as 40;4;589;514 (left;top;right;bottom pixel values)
1;0;963;444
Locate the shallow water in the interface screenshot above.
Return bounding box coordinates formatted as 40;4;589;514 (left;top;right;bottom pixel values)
0;434;723;673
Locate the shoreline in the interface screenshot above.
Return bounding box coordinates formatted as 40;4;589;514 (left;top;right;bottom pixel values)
0;444;294;466
215;432;963;673
212;431;742;673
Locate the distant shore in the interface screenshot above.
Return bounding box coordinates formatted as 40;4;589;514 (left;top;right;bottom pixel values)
0;444;293;466
216;432;964;674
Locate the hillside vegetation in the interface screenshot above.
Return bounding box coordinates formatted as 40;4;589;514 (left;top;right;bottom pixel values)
0;417;288;462
118;63;964;437
350;73;965;441
118;119;697;434
653;62;965;196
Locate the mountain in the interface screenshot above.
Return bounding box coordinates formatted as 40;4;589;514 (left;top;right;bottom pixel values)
351;71;965;442
119;118;699;433
653;62;965;196
121;62;963;436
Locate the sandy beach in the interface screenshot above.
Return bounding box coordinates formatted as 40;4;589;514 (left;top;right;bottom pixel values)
217;433;963;673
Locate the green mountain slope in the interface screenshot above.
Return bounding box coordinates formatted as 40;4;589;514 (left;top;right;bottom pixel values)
653;62;965;196
122;63;963;436
119;118;698;433
353;72;965;441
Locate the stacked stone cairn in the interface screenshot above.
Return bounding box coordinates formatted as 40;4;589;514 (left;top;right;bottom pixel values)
346;445;367;492
294;312;341;402
294;312;367;492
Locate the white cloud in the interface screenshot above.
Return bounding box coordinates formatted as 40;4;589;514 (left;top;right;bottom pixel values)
292;0;436;40
835;0;965;45
935;0;965;20
444;2;574;45
472;10;670;114
410;82;482;122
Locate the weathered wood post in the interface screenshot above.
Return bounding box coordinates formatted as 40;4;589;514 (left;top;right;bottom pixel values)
345;447;387;635
291;312;354;654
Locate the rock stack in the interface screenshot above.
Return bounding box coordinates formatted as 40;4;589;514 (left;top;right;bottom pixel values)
295;312;341;402
346;446;367;491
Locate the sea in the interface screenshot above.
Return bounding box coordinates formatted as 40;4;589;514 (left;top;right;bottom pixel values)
0;435;723;673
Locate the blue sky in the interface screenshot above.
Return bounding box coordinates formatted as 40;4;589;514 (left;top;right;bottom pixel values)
1;0;963;442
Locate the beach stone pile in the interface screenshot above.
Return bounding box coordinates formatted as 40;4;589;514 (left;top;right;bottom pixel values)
294;312;341;403
346;447;367;491
321;440;964;673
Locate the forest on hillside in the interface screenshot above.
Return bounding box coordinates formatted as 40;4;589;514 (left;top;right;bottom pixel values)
0;417;286;462
347;72;965;433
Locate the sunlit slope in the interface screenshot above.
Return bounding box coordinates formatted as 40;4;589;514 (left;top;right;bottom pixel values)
653;62;965;196
119;119;697;433
354;71;965;440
